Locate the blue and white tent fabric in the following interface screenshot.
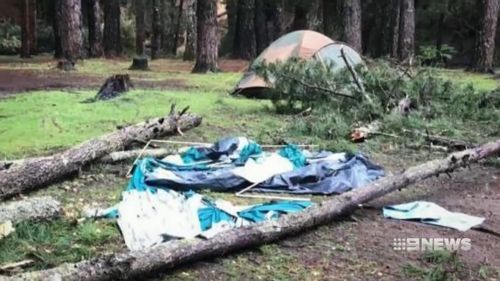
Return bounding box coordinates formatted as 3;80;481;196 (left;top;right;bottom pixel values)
89;137;384;251
383;201;485;231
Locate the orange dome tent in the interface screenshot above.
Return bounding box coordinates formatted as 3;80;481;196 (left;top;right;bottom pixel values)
232;30;363;98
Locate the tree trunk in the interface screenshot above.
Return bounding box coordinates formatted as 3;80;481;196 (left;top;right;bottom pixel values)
103;0;122;57
342;0;362;52
174;0;186;51
7;139;500;281
56;0;83;61
52;0;63;59
0;197;61;224
192;0;218;73
397;0;415;63
0;107;202;201
390;0;401;58
161;0;177;56
233;0;256;59
135;0;146;55
88;0;104;57
472;0;500;72
28;0;37;54
183;0;196;60
323;0;340;40
268;0;285;41
254;0;267;54
291;4;308;31
20;0;33;58
151;0;162;59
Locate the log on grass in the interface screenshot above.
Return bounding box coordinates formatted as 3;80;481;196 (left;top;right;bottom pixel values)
6;139;500;281
0;148;173;171
0;106;202;201
0;197;61;223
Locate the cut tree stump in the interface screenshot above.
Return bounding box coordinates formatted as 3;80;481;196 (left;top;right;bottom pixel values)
129;56;149;70
0;197;61;223
92;74;134;101
0;106;202;201
6;139;500;281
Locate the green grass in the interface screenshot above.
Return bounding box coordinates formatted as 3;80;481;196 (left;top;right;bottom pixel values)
436;68;498;91
0;220;121;270
0;89;282;158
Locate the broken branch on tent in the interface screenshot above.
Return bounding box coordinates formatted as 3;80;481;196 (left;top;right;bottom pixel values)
340;48;374;105
274;72;356;100
7;139;500;281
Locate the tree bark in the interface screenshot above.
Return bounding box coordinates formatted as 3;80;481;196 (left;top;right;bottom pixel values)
151;0;162;60
7;139;500;281
268;0;285;41
192;0;218;73
161;0;177;56
103;0;122;57
254;0;267;54
56;0;84;61
233;0;256;59
397;0;415;63
0;107;202;201
87;0;104;57
28;0;37;54
472;0;500;72
0;197;61;224
342;0;362;52
183;0;197;60
52;0;63;59
135;0;146;56
323;0;340;40
20;0;33;58
390;0;401;58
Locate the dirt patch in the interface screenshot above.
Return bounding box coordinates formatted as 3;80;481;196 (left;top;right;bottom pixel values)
0;69;189;96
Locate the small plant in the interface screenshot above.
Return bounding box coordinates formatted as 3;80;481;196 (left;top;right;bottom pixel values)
0;21;21;54
417;45;457;67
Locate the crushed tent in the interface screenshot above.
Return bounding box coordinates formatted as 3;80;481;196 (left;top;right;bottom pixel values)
143;137;384;195
383;201;485;231
89;137;383;250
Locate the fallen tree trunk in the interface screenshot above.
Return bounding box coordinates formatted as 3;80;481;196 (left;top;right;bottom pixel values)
0;106;202;201
0;148;173;171
0;197;61;223
6;139;500;281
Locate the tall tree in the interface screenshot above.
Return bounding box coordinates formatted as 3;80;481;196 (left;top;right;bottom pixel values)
87;0;103;57
52;0;63;58
56;0;84;61
323;0;340;40
183;0;197;60
255;0;267;54
342;0;362;52
397;0;415;63
103;0;122;57
472;0;499;72
390;0;401;58
161;0;177;56
233;0;257;59
151;0;162;59
268;0;285;41
192;0;218;73
135;0;146;55
20;0;36;58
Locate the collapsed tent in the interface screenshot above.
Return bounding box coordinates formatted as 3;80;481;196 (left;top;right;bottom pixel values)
89;137;384;250
232;30;363;98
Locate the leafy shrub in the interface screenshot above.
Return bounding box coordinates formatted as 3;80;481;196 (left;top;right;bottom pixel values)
417;44;457;66
0;22;21;54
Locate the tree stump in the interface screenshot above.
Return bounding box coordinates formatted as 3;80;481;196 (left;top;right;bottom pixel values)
94;74;134;101
56;60;76;71
129;56;149;70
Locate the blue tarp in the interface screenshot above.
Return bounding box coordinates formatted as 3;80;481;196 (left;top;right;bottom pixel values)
145;152;384;195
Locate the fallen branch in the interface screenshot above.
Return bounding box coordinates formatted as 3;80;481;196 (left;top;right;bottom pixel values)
0;106;202;201
275;72;356;100
99;149;172;164
7;139;500;281
0;197;61;223
340;48;374;105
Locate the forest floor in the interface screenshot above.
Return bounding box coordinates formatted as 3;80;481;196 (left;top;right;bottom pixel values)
0;55;499;281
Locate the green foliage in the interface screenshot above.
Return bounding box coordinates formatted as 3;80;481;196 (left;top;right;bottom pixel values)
0;22;21;54
417;45;457;66
254;58;500;149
